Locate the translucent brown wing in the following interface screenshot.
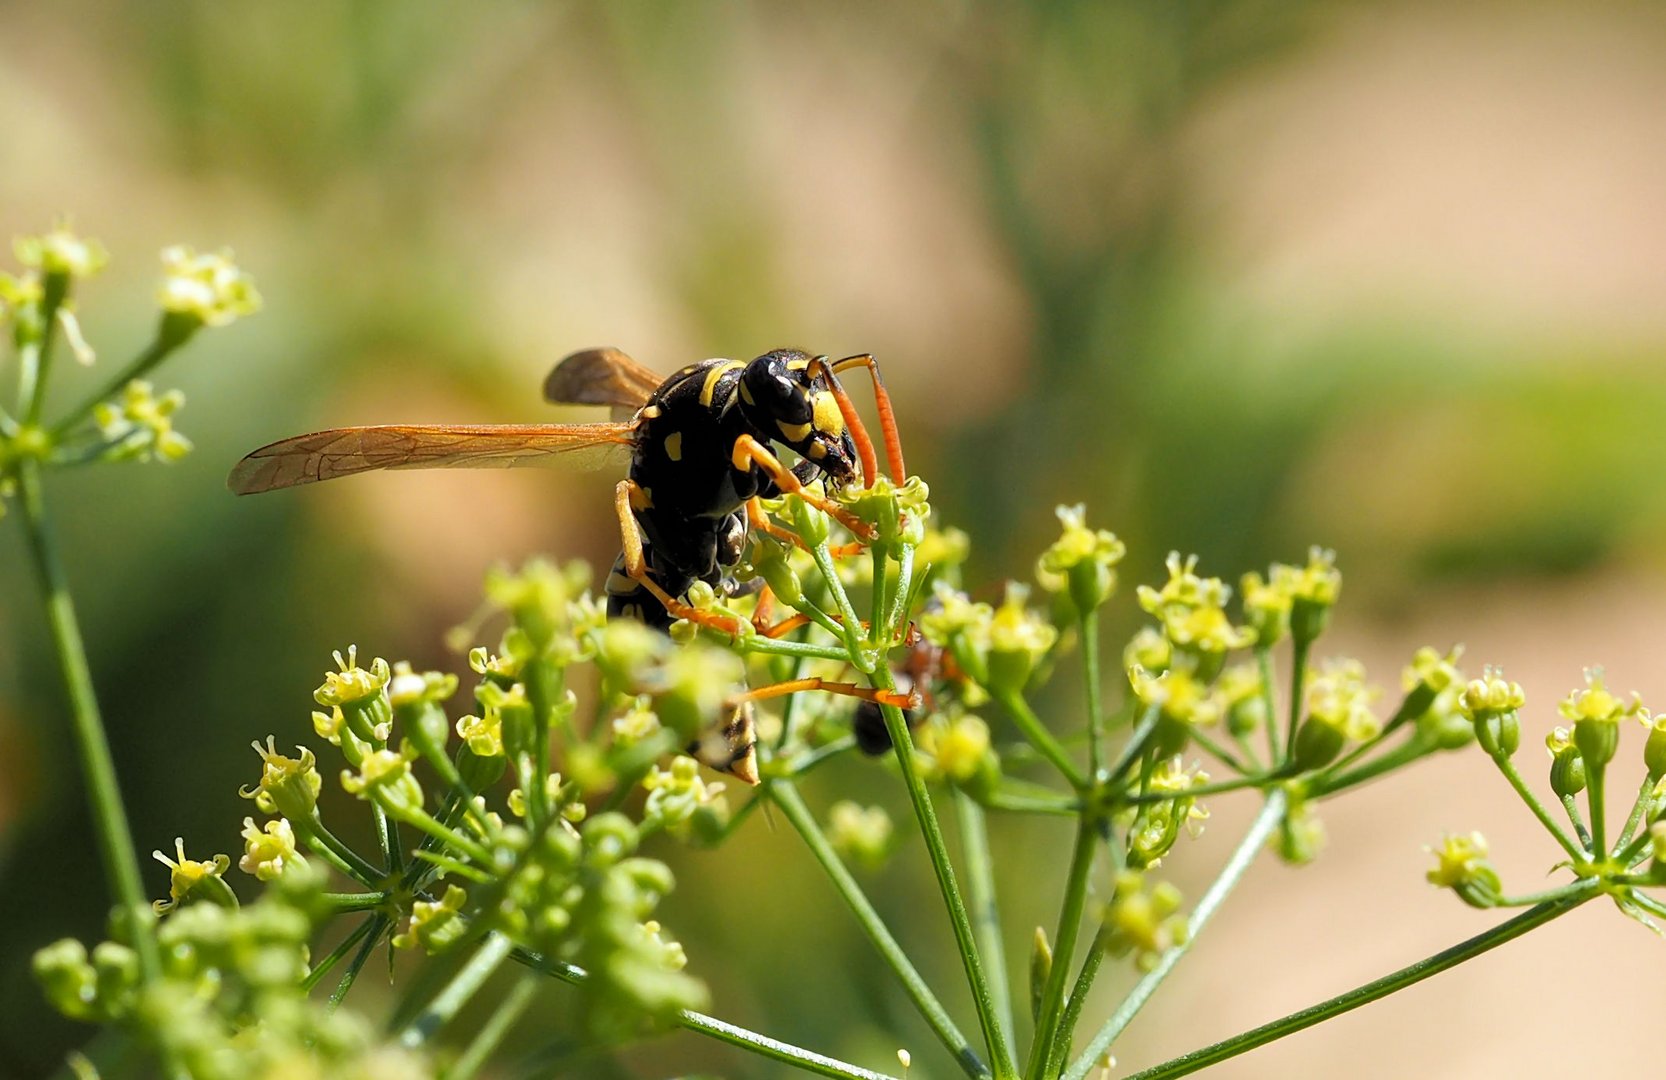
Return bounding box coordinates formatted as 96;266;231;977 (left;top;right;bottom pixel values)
228;422;639;494
542;347;665;410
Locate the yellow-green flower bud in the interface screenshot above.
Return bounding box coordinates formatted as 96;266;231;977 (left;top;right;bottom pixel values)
1559;668;1644;772
1218;663;1266;739
642;755;728;836
341;747;424;816
826;801;895;870
315;646;392;743
484;558;590;651
1425;832;1502;909
1123;626;1171;677
150;838;235;914
392;884;469;953
1645;716;1666;781
240;738;322;820
986;583;1057;695
1648;822;1666;883
1239;569;1292;646
751;538;804;607
1287;547;1341;645
1029;926;1052;1023
920;582;993;688
17;225;108;280
1274;798;1326;865
1545;727;1586;798
1100;871;1188;972
1035;503;1126;615
238;817;307;882
789;490;831;546
156;244;260;338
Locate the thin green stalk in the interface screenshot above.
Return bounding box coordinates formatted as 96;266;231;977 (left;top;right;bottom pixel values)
778;733;857;778
1612;774;1657;857
302;816;387;887
303;916;380;991
51;337;172;436
15;461;159;979
981;789;1080;817
996;689;1088;790
1115;882;1596;1080
1255;647;1279;766
1081;611;1106;779
1064;790;1288;1080
1049;925;1110;1078
1490;755;1585;861
400;930;515;1047
443;971;541;1080
956;790;1015;1052
512;948;902;1079
1626;890;1666;919
1308;739;1430;797
1026;819;1099;1078
1117;773;1276;805
875;686;1018;1078
329;916;388;1010
323;891;391;913
22;273;67;424
1105;706;1160;782
771;779;990;1079
734;635;851;663
1586;763;1609;858
1283;638;1310;764
1561;794;1594;851
810;541;870;668
390;805;494;866
1185;727;1247;775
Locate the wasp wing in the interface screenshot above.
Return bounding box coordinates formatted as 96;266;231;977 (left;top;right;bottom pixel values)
543;347;664;413
229;422;638;494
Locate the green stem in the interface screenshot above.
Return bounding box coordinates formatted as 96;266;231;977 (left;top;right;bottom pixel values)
1063;791;1288;1080
980;788;1080;817
329;915;388;1010
778;734;856;778
1117;773;1277;805
736;635;852;663
22;273;67;424
1105;706;1161;782
1081;611;1106;779
1049;926;1110;1078
399;930;514;1047
302;816;387;887
1114;882;1596;1080
771;779;990;1079
15;461;159;979
303;916;380;991
389;804;494;866
1586;763;1608;859
1308;739;1430;797
443;971;541;1080
1255;647;1279;768
1185;727;1248;775
51;336;174;437
1026;819;1099;1078
811;541;870;668
1490;755;1585;861
1612;775;1656;857
876;684;1018;1078
324;891;391;913
956;790;1015;1052
1561;794;1594;851
1283;638;1310;764
996;689;1088;790
512;947;903;1079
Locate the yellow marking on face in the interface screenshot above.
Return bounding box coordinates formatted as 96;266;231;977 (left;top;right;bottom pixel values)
664;432;683;461
700;360;746;406
812;390;845;436
629;485;654;511
787;357;810;371
738;381;755;405
807;441;828;460
777;418;812;443
640;404;662;419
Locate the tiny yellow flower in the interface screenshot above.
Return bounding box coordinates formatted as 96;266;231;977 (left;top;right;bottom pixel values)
151;837;231;913
238;816;306;882
1035;503;1126;614
314;646;391;710
156;244;260;328
392;884;469;953
1425;831;1501;907
827;801;895;869
928;713;995;784
1100;871;1188;971
239;737;322;819
16;225;108;279
340;747;423;815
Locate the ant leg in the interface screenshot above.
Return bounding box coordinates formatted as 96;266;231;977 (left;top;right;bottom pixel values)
731;435;875;540
831;353;907;483
729;676;920;711
614;480;745;636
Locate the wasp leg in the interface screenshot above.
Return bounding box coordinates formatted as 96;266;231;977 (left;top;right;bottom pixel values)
615;479;746;635
729;676;920;711
746;582;814;639
731;435;874;540
830;352;907;485
804;356;880;487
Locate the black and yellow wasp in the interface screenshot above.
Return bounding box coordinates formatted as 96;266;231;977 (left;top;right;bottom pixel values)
229;346;916;782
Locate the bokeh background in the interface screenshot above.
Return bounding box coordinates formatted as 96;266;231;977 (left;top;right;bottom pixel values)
4;0;1666;1076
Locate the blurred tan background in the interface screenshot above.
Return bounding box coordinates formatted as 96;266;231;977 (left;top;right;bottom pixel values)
3;1;1666;1076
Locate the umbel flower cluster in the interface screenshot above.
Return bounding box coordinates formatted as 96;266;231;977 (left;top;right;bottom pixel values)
11;224;1665;1080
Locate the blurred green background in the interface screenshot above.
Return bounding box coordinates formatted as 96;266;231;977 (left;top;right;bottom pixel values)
5;1;1666;1076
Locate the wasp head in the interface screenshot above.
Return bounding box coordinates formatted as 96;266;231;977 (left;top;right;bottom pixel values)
739;349;859;486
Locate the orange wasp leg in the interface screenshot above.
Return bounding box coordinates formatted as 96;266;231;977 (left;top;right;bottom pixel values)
746;580;814;639
615;479;749;637
729;676;920;712
731;435;874;540
831;353;907;484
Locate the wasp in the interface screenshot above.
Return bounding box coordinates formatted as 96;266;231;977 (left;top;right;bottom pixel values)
230;347;917;783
